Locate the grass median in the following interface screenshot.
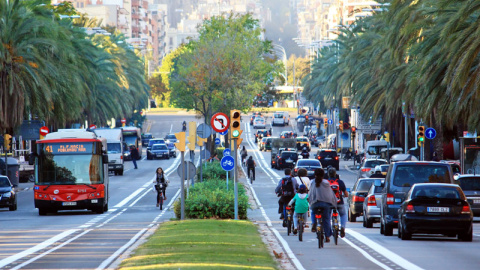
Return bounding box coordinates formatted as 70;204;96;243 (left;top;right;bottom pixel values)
119;219;279;270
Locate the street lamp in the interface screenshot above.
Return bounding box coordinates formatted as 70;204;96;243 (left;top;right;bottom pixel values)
272;44;287;85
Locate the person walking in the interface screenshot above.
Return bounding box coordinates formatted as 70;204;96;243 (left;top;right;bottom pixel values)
130;145;139;169
153;167;168;205
246;156;256;181
275;168;299;220
327;167;348;238
308;168;337;242
241;146;248;167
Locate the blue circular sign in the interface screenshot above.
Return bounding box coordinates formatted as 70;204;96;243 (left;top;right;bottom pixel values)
214;138;221;145
219;129;228;136
425;127;436;139
223;148;231;156
220;156;235;171
328;119;333;125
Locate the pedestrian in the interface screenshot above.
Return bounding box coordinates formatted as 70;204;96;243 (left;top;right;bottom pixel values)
130;145;139;169
308;168;337;242
246;156;256;181
432;151;439;162
241;146;248;166
153;167;168;205
275;168;299;220
326;167;348;238
207;152;220;163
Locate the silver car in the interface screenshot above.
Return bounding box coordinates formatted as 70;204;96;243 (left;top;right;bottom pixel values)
362;179;384;228
357;158;388;179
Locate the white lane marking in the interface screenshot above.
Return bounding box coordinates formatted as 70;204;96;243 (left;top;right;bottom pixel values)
114;188;146;208
0;229;79;268
346;229;424;270
341;237;392;270
11;229;92;270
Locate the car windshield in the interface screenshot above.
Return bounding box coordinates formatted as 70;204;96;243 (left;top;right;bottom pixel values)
274;113;283;118
107;143;122;154
152;145;167;150
149;139;165;146
0;177;11;187
457;177;480;191
367;145;385;155
365;160;388;168
165;135;176;140
380;165;389;172
142;134;152;139
281;152;298;159
357;180;374;192
297;138;308;142
320;151;337;158
412;186;460;199
393;165;451;187
297;160;321;166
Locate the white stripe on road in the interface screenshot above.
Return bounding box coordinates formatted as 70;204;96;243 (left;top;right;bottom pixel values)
341;237;393;270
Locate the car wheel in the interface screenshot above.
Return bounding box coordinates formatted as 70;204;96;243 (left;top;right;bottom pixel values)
348;208;356;222
458;228;473;242
336;166;340;171
39;208;48;216
366;217;373;228
362;213;367;227
400;222;411;240
9;202;17;211
380;220;385;235
384;224;394;236
119;170;124;176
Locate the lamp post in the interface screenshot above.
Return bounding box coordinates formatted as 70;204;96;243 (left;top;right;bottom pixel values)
272;44;287;85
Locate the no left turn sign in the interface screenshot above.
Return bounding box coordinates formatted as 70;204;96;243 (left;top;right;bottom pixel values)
211;112;230;133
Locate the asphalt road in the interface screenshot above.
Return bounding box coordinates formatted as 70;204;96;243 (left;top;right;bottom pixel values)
1;113;479;270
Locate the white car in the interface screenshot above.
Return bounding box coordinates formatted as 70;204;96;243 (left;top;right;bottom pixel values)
253;117;266;129
272;112;289;126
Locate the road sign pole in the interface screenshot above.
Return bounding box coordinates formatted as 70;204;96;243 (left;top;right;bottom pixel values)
234;138;238;220
180;151;185;220
405;115;408;154
226;171;229;190
186;161;190;198
200;146;203;182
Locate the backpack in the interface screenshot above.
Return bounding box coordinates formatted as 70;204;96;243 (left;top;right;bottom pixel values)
281;176;294;197
247;158;254;167
329;179;341;203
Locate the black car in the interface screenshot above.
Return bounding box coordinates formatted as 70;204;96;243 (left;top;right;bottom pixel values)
398;183;473;241
454;174;480;216
380;161;454;236
315;149;339;170
141;133;153;147
254;129;269;143
147;139;166;150
348;178;375;222
294;159;321;179
147;144;170;160
0;176;17;211
276;151;298;169
166;142;177;158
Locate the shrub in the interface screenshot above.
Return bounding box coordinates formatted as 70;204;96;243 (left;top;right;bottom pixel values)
197;161;227;180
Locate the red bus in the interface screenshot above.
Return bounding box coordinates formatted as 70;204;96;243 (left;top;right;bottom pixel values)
33;130;109;215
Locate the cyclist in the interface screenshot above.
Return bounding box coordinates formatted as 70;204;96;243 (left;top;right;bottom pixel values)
288;184;309;234
327;167;348;238
275;168;299;220
246;156;256;181
308;168;337;242
240;146;248;166
153;167;168;206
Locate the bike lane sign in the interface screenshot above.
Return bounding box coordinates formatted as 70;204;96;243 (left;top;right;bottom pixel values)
223;148;231;156
220;155;235;171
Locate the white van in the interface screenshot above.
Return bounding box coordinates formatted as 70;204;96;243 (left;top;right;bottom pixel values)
364;140;389;160
272;111;290;126
94;128;124;176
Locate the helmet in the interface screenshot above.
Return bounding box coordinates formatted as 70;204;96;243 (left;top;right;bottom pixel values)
328;167;336;178
298;184;307;193
374;165;382;173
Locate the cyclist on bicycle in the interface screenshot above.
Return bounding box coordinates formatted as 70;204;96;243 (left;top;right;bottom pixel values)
288;184;309;235
240;146;248;166
327;167;348;238
308;168;337;242
246;156;256;181
153;167;168;206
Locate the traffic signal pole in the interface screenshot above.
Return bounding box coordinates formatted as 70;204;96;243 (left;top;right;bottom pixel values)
234;138;238;220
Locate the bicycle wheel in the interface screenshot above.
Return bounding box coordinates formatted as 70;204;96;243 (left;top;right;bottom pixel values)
159;196;163;210
333;225;338;245
320;223;324;248
287;218;292;235
298;219;303;242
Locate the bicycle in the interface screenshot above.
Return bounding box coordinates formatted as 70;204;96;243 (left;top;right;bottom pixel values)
155;183;165;210
285;206;294;236
331;208;339;245
247;167;255;184
297;213;305;241
315;207;326;248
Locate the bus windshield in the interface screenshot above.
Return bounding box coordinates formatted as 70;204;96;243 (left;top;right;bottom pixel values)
124;136;137;147
37;153;103;185
367;146;385;155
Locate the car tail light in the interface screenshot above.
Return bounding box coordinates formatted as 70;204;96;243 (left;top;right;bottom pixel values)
120;156;123;160
272;161;276;164
386;193;395;205
367;195;376;206
353;195;364;202
294;168;298;173
335;156;339;160
315;214;322;219
317;156;322;160
462;205;471;214
361;168;371;172
406;203;414;213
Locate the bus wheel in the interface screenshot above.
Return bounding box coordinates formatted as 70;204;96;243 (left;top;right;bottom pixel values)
104;204;108;212
95;206;105;214
39;208;47;216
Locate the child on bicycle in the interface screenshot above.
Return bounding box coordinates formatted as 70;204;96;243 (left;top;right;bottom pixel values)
288;184;309;235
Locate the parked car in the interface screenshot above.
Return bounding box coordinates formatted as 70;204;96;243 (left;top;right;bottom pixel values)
357;158;388;179
398;183;473;241
164;134;178;143
0;176;16;211
314;149;339;170
454;174;480;216
293;159;322;179
166;142;177;158
147;139;166;150
141;133;153;147
363;179;384;228
253;117;266;129
296;137;311;151
275;151;298;169
348;178;375;222
147;144;170;160
380;161;454;236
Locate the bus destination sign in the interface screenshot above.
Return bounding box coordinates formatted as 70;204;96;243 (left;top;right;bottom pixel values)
44;143;94;154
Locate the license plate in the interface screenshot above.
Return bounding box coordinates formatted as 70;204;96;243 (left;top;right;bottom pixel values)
286;159;293;163
62;202;77;206
91;199;98;203
325;157;332;160
474;200;480;204
427;207;449;213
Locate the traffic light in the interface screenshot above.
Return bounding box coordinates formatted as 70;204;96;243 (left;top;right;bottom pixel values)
305;115;309;125
339;120;344;131
324;118;328;129
230;110;242;139
418;126;425;143
187;122;196;151
174;132;186;152
316;120;319;129
4;134;12;151
351;127;356;138
197;136;207;147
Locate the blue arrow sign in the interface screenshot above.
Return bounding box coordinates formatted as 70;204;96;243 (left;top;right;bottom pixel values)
214;138;221;145
223;148;231;157
220;155;235;171
328;119;333;125
425;127;436;139
219;129;228;136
